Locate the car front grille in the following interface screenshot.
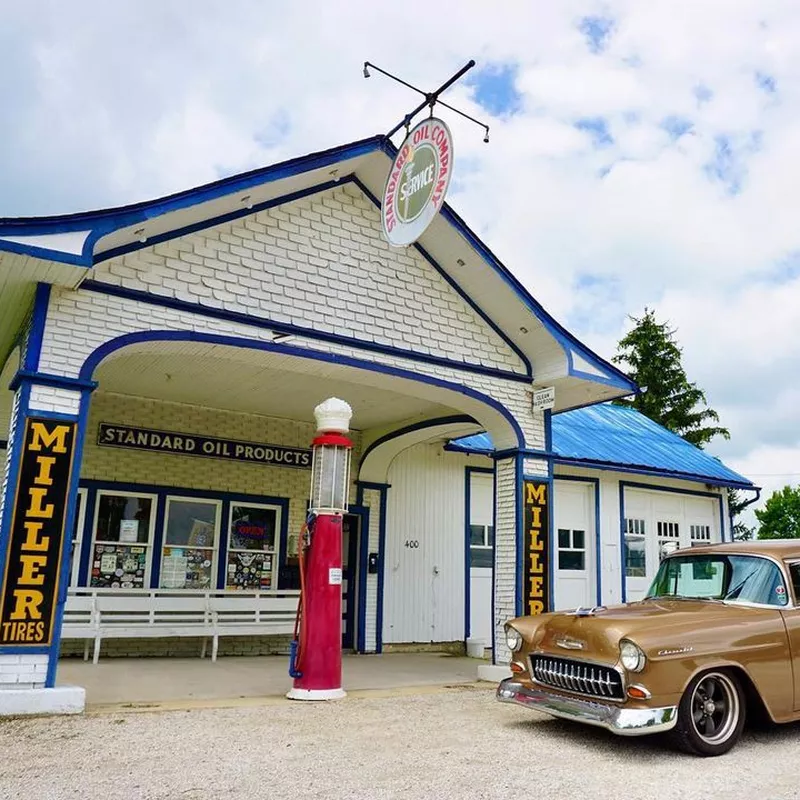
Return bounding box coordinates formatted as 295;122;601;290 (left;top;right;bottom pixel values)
530;655;625;701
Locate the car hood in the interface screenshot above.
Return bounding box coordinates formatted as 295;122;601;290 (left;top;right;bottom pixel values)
513;598;779;663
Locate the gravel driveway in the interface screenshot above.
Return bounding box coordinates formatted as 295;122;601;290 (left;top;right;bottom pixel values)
1;684;797;799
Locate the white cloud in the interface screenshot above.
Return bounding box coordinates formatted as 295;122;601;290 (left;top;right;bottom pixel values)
2;0;800;523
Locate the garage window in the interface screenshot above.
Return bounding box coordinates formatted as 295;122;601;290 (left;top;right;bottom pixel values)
558;528;585;570
624;518;646;577
657;521;680;560
690;524;711;546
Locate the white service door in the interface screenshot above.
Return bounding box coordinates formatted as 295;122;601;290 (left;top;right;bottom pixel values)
468;473;494;645
553;481;596;610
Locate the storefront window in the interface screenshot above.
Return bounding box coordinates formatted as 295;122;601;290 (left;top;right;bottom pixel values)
624;517;646;578
90;492;156;589
160;497;221;589
225;503;279;590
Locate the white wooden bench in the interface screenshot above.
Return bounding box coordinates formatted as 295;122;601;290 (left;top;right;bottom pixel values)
62;588;299;663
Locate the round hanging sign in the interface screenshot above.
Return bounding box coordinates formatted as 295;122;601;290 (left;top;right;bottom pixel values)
381;117;454;247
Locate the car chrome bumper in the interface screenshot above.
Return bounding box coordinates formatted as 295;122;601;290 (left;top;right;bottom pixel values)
496;678;678;737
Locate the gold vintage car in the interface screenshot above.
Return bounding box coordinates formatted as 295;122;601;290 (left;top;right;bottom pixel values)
497;540;800;756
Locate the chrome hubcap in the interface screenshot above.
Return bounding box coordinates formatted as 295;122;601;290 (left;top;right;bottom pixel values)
690;673;739;745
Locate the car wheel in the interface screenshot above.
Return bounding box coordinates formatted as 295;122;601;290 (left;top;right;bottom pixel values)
670;670;746;756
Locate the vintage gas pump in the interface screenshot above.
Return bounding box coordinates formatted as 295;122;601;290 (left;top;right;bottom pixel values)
287;398;353;700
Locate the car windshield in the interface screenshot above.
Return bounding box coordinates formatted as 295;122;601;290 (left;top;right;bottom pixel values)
646;554;789;607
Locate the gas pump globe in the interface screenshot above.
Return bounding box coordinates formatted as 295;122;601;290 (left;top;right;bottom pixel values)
287;398;353;701
310;398;353;514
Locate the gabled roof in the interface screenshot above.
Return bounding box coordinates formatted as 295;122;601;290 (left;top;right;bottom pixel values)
447;403;754;489
0;134;636;410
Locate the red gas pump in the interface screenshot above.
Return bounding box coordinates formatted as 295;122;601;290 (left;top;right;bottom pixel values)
287;398;353;700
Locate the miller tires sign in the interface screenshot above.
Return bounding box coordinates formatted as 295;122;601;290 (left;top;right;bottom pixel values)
381;117;454;247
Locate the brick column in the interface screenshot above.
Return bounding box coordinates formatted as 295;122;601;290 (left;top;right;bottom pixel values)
0;376;93;715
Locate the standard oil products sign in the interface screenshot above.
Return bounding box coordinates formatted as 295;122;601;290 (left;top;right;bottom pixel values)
522;479;550;616
0;418;76;646
98;423;312;469
381;117;454;246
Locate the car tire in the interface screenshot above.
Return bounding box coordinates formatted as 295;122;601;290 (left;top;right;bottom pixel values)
670;670;746;757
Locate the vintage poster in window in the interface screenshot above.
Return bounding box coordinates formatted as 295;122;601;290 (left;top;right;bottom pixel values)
119;519;139;543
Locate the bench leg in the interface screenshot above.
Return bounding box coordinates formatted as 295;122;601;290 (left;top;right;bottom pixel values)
212;635;219;663
201;638;207;659
93;637;101;665
83;640;89;662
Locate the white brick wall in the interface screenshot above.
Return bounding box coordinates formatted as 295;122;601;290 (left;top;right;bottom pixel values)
0;655;48;690
493;458;518;665
89;183;526;376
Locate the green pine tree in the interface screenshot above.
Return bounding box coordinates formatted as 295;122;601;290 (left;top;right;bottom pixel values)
612;309;730;447
755;486;800;539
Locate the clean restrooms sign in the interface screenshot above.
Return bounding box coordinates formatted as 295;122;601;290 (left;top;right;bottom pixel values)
381;117;454;247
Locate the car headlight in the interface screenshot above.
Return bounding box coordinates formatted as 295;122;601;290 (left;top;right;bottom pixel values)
505;625;522;653
619;639;646;672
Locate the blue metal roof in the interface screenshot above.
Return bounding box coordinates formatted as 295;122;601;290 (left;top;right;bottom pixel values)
447;403;754;489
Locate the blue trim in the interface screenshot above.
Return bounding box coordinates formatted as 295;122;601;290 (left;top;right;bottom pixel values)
618;480;726;605
0;647;51;655
554;475;602;606
464;466;494;642
149;496;168;589
351;177;532;378
494;447;558;460
618;482;627;603
514;454;523;618
0;381;31;658
360;415;475;469
355;484;368;653
80;280;530;386
77;486;98;586
553;457;753;490
0;137;386;267
96;179;349;264
79;329;527;450
24;283;50;372
10;369;98;393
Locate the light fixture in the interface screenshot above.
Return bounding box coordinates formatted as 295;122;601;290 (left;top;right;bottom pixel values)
134;227;146;243
520;326;529;334
330;169;340;182
363;62;370;78
456;258;466;267
241;194;253;209
483;126;490;144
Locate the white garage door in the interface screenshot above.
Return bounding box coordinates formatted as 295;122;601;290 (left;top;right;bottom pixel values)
468;472;493;646
623;487;720;601
554;480;596;610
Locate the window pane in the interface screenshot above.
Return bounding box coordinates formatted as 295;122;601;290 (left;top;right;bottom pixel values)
69;493;84;585
469;525;485;546
625;536;646;577
470;547;493;568
96;495;152;543
486;526;494;546
226;551;274;590
91;544;148;588
572;530;585;550
165;500;218;547
559;551;585;571
162;546;214;589
230;505;277;552
558;529;570;549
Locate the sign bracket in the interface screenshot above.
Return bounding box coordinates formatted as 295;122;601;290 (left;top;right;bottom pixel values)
363;59;490;143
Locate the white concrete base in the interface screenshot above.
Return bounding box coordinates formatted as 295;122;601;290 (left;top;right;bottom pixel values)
0;685;85;717
286;687;347;701
477;664;512;683
466;638;486;659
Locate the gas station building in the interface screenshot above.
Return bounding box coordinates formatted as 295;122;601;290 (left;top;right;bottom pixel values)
0;135;754;711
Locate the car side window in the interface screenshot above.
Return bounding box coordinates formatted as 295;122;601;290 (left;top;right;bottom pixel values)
789;563;800;605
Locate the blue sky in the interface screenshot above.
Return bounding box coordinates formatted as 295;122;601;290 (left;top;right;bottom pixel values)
2;1;800;522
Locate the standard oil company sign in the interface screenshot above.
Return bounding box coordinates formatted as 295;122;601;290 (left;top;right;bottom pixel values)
381;117;454;247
